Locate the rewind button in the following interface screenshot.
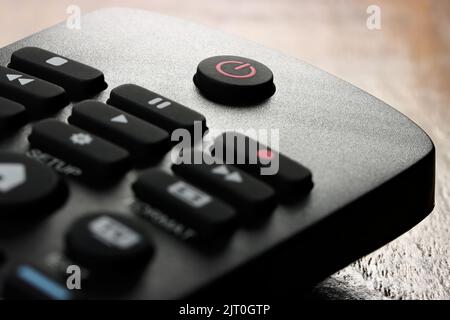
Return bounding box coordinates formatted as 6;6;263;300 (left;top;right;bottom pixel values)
0;66;68;118
6;74;35;86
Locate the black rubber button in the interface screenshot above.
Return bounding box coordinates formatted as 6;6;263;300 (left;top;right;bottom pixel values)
0;66;68;118
133;169;237;239
9;47;107;101
29;119;130;183
65;213;154;270
69;100;170;161
194;55;276;104
172;152;277;220
0;153;66;217
108;84;207;135
0;96;27;132
213;132;313;201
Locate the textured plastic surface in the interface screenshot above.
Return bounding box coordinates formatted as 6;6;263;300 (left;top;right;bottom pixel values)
0;8;434;299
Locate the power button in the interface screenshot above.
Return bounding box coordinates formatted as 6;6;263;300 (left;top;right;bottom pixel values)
194;56;275;105
215;61;257;79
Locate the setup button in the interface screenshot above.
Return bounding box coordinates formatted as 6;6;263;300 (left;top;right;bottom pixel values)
194;55;275;105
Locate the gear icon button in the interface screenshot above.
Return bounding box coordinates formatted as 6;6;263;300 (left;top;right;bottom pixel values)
70;133;93;146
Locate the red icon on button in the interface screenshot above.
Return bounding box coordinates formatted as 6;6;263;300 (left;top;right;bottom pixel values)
257;149;274;161
215;61;257;79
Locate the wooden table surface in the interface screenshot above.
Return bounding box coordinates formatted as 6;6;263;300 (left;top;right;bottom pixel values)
1;0;449;300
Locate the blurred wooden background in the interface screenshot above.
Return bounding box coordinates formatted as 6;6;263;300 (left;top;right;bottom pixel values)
1;0;449;299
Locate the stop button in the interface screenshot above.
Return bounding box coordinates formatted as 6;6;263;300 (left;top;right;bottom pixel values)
194;55;276;105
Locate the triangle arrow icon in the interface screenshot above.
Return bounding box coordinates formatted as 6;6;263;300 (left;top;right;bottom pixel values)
212;165;229;176
111;115;128;124
225;172;243;183
18;78;34;86
6;74;22;81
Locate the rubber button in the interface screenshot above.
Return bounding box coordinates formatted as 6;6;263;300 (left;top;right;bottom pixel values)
194;55;276;105
0;152;66;217
65;213;154;271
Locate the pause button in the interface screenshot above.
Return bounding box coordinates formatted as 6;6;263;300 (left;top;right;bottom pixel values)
148;97;171;109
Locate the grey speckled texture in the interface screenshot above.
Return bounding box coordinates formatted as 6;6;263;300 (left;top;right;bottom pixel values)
0;8;437;299
319;115;449;300
323;164;450;300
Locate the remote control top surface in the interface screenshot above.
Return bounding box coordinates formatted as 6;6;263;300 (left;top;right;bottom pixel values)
0;8;434;299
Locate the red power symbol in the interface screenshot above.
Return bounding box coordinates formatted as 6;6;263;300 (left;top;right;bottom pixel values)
215;61;257;79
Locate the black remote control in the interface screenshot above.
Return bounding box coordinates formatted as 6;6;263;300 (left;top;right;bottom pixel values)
0;8;434;299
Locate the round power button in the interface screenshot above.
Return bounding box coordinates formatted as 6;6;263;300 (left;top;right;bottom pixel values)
194;55;276;105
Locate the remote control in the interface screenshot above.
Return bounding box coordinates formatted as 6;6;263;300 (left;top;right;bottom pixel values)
0;8;435;299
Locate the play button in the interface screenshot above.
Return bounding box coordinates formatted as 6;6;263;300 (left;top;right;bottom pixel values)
110;114;128;124
225;172;243;183
0;163;26;193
